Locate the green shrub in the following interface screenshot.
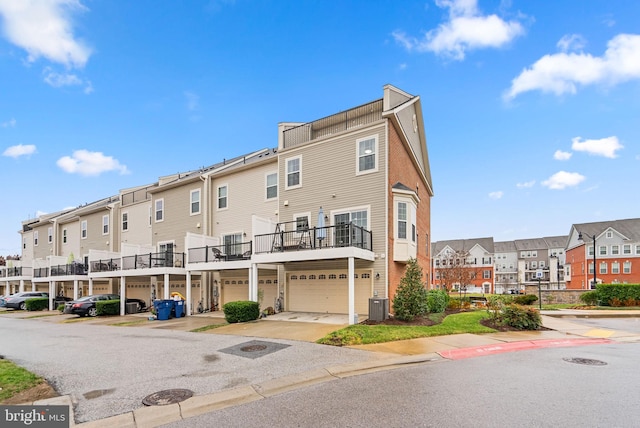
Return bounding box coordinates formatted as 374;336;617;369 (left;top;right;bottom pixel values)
426;289;449;313
97;300;120;316
57;304;65;312
499;304;542;330
513;294;538;305
579;291;599;305
392;258;428;321
223;301;260;323
25;298;48;311
596;284;640;306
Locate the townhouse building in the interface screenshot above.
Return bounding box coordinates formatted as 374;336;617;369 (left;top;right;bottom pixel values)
431;238;495;293
1;84;434;324
565;219;640;289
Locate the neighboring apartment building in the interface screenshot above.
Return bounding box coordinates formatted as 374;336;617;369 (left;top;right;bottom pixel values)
565;219;640;289
431;238;495;293
3;85;433;324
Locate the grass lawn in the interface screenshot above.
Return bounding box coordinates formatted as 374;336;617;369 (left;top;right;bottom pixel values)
0;359;44;402
317;311;496;346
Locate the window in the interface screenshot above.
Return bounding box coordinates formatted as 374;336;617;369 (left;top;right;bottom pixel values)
295;215;309;232
266;173;277;199
588;263;594;274
34;231;39;246
587;245;594;256
636;245;640;255
286;156;301;189
122;213;128;232
397;202;407;239
102;215;109;235
611;245;619;255
599;246;607;256
48;227;53;243
155;199;164;222
23;237;26;249
357;136;377;174
612;262;620;274
606;231;613;238
217;185;228;210
483;270;491;279
81;221;87;239
531;261;537;269
539;261;545;268
191;189;201;215
599;262;607;274
623;261;631;274
223;233;243;256
63;229;67;244
623;244;631;255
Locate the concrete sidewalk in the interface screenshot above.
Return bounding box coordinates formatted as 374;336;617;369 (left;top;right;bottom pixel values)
16;309;640;427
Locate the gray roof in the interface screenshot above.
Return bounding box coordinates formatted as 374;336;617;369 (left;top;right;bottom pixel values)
494;241;517;252
432;237;494;255
572;218;640;241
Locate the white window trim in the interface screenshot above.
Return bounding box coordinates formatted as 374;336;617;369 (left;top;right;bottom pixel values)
48;227;53;243
217;184;229;211
155;198;164;223
285;155;302;190
81;220;87;239
293;212;311;234
355;135;379;176
190;188;201;216
34;230;39;246
63;229;67;244
122;212;128;232
265;172;278;201
330;205;371;228
397;201;407;240
102;214;109;235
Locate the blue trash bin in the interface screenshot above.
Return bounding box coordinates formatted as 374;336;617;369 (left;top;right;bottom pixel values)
154;299;174;321
174;300;185;318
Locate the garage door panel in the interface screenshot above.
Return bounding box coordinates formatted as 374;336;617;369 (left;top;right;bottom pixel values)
288;271;372;314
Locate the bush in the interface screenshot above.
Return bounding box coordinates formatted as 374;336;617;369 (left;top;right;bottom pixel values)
57;304;65;312
25;298;48;311
580;291;599;305
513;294;538;305
97;300;120;316
499;304;542;330
596;284;640;306
426;289;449;313
392;258;428;321
223;301;260;323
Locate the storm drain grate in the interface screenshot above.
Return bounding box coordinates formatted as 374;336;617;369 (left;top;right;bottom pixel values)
219;340;290;359
142;389;194;406
563;357;607;366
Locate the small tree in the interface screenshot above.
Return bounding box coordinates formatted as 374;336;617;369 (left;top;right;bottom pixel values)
393;258;428;321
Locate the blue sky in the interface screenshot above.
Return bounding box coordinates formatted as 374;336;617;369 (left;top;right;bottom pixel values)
1;0;638;255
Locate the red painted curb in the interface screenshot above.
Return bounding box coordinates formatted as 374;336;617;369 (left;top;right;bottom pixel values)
438;338;613;360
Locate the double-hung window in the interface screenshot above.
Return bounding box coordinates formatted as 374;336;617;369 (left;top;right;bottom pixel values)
397;202;407;239
266;173;277;200
155;199;164;222
191;189;201;215
356;136;377;174
122;213;128;232
102;215;109;235
217;185;228;210
34;231;39;246
48;227;53;243
81;221;87;239
286;156;301;189
63;229;67;244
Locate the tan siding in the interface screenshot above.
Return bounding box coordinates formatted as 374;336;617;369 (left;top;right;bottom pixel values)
32;223;52;260
58;219;80;260
210;161;278;238
117;201;152;249
153;182;203;253
81;211;111;256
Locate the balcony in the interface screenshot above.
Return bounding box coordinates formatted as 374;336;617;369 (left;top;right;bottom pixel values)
122;252;185;270
283;99;383;149
188;242;252;264
91;258;121;273
254;223;372;254
51;263;88;276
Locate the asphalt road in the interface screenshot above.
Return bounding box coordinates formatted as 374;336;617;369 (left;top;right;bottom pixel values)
558;316;640;334
163;342;640;428
0;316;376;424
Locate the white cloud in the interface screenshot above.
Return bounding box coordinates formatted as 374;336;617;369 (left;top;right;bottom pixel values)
0;0;91;68
553;150;572;160
557;34;586;53
541;171;585;190
3;144;36;158
505;33;640;100
1;118;16;127
516;180;535;188
571;136;623;158
488;191;503;200
392;0;524;60
57;150;129;176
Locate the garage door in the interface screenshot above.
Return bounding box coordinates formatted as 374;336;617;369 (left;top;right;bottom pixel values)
287;270;372;314
221;276;278;307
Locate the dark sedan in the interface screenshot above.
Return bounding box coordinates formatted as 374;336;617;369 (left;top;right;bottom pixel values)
63;294;147;317
4;291;50;310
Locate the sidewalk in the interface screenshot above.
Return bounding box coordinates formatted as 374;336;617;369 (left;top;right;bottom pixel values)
20;309;640;427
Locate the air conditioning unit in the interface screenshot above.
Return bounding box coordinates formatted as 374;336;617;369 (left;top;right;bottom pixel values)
368;298;389;322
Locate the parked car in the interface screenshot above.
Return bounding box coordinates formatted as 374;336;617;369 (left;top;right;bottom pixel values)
0;295;9;307
4;291;50;310
63;294;147;317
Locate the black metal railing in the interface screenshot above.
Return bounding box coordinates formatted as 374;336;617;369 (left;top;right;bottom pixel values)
91;258;121;272
4;267;23;277
122;252;185;270
33;267;49;278
188;242;252;264
254;223;372;254
283;99;383;148
50;263;88;276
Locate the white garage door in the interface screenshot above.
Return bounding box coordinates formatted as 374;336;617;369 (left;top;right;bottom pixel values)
221;276;278;307
287;270;372;314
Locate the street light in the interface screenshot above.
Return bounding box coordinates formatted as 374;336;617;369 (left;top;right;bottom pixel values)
578;232;597;289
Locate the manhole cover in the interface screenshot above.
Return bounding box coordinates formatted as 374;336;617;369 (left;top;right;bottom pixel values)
563;357;607;366
142;389;194;406
241;344;268;352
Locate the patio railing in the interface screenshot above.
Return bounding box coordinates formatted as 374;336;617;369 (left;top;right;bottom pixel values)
122;252;186;270
188;242;252;264
254;223;372;254
50;263;88;276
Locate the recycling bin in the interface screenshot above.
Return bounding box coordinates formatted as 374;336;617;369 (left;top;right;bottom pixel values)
174;300;185;318
154;299;174;321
